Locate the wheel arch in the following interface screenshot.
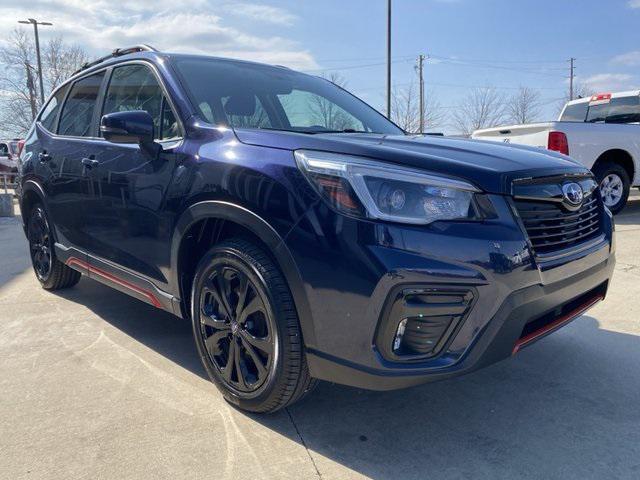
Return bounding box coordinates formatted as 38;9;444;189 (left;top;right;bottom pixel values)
593;149;635;184
20;180;48;236
171;200;316;348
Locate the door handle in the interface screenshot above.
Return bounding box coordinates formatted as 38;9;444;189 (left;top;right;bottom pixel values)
38;152;52;163
81;157;99;168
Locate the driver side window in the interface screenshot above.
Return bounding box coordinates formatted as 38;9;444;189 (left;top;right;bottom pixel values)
102;64;180;140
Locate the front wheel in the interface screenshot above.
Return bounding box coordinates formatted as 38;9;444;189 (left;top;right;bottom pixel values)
191;238;316;413
593;161;630;214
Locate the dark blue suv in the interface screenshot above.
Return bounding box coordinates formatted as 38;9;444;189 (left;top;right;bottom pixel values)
18;45;615;413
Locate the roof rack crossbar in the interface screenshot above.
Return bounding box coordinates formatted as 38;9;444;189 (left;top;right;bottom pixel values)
72;44;158;76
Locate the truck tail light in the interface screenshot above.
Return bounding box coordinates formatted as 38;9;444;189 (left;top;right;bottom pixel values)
548;131;569;156
17;140;25;157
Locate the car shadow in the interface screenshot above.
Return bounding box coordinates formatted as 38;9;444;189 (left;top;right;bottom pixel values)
52;277;208;380
47;277;640;479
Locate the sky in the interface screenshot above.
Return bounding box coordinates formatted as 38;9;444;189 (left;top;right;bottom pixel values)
2;0;640;133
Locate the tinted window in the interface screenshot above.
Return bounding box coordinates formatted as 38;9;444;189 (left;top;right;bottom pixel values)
58;72;105;137
39;85;68;132
560;102;588;122
279;89;366;131
221;94;272;129
103;64;179;140
606;96;640;124
586;103;608;123
0;143;7;156
173;57;403;135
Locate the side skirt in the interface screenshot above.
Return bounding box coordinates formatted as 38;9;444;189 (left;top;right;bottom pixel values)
56;243;181;317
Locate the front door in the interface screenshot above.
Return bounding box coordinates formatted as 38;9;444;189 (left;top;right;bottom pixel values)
83;63;182;288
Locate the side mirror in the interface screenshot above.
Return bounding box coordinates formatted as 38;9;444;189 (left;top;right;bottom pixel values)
100;111;154;145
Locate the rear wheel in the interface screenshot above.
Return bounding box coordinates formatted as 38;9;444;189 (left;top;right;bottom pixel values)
27;205;81;290
191;238;316;413
593;161;630;214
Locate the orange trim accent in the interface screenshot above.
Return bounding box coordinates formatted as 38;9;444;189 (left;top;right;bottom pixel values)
512;294;604;354
65;257;163;308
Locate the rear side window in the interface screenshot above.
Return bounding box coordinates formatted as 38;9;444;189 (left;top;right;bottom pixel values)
585;96;640;124
58;72;105;137
605;96;640;124
0;143;7;156
102;64;179;140
39;85;68;133
560;102;588;122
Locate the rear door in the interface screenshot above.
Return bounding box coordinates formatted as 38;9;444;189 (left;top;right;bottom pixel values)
42;71;107;251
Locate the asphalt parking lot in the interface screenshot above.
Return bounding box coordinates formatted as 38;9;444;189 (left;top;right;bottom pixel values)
1;195;640;480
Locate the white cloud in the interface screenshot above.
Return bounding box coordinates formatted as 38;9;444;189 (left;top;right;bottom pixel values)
628;0;640;8
225;3;298;26
611;51;640;67
580;73;636;92
0;1;316;69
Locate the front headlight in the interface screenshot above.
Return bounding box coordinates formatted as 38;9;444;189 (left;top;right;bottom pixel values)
295;150;480;225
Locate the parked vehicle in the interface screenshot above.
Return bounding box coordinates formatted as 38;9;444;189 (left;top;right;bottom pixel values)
0;139;21;173
17;45;615;413
472;91;640;213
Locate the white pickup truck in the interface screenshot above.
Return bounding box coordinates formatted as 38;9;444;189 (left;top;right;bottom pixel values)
472;91;640;213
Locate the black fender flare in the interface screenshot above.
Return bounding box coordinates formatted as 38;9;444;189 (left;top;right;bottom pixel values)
19;179;48;234
170;200;317;348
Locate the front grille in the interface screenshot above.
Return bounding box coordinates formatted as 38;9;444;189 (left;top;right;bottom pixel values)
514;194;603;255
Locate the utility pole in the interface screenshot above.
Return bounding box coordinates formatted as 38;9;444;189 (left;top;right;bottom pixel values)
18;18;53;105
569;57;576;101
386;0;392;119
416;54;426;133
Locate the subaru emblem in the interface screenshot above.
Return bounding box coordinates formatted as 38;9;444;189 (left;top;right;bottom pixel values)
562;182;584;208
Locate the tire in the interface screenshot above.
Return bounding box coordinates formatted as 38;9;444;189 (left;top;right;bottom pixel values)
27;204;81;290
593;161;630;214
191;238;317;413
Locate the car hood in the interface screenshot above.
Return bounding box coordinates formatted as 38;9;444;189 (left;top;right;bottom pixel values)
233;130;588;194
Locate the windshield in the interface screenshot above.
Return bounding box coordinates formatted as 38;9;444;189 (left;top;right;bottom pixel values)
171;56;404;135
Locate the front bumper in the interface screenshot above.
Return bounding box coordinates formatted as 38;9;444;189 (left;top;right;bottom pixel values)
285;193;615;390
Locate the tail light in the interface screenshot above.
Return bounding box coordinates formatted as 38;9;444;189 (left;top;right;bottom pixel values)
548;131;569;156
17;140;25;157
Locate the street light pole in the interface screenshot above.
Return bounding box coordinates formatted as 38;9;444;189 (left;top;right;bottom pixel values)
386;0;392;119
18;18;53;105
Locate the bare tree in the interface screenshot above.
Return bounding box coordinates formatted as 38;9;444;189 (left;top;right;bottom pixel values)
451;86;506;136
0;29;89;137
391;81;444;133
555;82;594;116
44;37;89;92
507;87;542;124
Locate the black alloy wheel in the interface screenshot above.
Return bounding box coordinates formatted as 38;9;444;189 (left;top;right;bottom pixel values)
199;264;275;393
26;204;82;290
28;206;53;282
191;238;317;413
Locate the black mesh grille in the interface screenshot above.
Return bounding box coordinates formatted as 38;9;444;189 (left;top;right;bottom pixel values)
514;194;603;255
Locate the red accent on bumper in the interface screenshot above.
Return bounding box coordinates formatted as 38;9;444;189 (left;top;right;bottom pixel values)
512;293;604;354
65;257;162;308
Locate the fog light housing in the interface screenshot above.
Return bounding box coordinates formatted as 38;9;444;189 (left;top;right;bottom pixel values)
376;287;475;362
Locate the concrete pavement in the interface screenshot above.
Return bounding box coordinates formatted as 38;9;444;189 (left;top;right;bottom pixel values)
1;196;640;479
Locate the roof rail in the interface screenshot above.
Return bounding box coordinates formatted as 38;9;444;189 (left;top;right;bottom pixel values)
72;44;159;75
